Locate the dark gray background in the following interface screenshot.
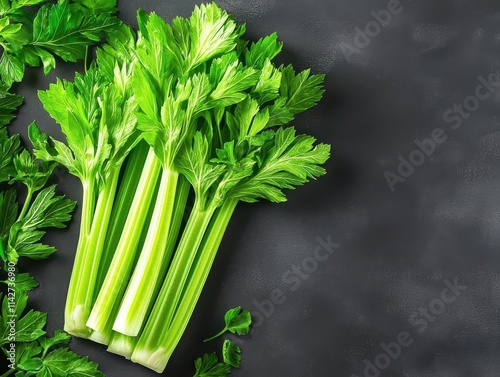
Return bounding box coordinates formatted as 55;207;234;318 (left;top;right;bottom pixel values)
8;0;500;376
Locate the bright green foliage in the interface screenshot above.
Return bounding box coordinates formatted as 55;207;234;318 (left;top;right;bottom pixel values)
33;63;139;187
0;128;21;182
2;185;75;263
0;288;104;376
204;306;252;342
0;0;119;89
193;353;231;377
10;148;56;192
0;91;23;127
0;127;75;264
230;128;330;203
222;339;241;369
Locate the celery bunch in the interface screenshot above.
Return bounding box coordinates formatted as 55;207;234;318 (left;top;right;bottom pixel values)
32;3;330;373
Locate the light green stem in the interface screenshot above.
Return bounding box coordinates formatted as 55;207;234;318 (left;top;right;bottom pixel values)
93;141;150;301
86;148;161;334
113;168;179;336
17;187;33;221
131;199;233;370
68;167;121;336
64;181;95;336
0;368;15;377
96;177;191;349
107;332;137;359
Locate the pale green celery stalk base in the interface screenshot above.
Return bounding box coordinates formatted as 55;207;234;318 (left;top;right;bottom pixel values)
64;182;95;337
88;172;161;346
88;329;111;346
137;198;216;343
104;177;191;351
68;167;121;337
131;199;238;372
93;141;150;302
87;148;162;334
113;168;179;336
107;332;136;359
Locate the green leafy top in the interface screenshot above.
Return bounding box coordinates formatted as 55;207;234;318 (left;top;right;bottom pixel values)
229;127;330;203
32;51;140;190
0;0;119;90
193;352;231;377
132;4;250;169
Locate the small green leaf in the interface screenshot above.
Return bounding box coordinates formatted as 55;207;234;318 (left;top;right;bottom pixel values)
193;353;231;377
14;310;47;343
0;52;24;87
244;32;283;69
204;306;252;342
222;339;241;368
32;1;119;63
223;306;252;336
40;347;104;377
15;341;43;372
0;91;23;127
38;330;71;355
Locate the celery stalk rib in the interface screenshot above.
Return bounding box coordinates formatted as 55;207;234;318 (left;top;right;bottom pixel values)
106;176;191;354
64;181;95;336
113;168;179;336
89;169;162;345
68;167;121;336
130;199;221;363
131;199;238;372
86;148;161;333
93;141;150;301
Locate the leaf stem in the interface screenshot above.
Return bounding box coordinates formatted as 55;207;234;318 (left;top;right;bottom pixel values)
131;198;238;372
64;180;95;336
86;148;161;334
203;327;227;343
93;141;150;302
69;165;121;335
112;167;179;336
17;187;33;222
0;368;15;377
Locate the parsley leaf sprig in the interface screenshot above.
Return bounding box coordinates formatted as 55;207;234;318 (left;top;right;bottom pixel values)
204;306;252;342
0;0;119;89
0;0;120;128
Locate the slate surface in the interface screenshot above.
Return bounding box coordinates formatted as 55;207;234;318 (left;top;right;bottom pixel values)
8;0;500;376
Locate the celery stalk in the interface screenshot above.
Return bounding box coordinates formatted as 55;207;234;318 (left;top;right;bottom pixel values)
86;148;161;333
93;140;150;301
131;199;238;372
64;181;95;336
107;177;191;353
112;168;179;336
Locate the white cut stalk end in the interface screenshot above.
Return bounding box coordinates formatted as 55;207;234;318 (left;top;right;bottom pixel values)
88;330;111;345
64;305;91;338
131;347;171;373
